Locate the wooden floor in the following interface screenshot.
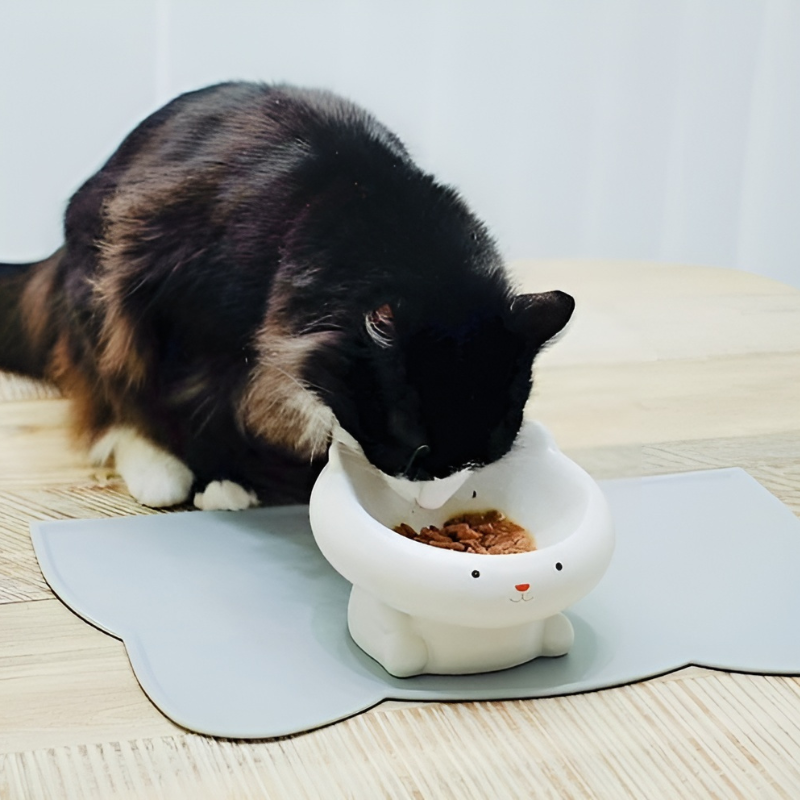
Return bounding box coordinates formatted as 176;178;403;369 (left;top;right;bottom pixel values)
2;260;800;799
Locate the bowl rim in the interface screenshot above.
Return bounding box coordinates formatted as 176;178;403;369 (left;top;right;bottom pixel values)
310;420;613;567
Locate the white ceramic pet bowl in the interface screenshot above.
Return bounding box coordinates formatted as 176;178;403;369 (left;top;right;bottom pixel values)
309;421;615;677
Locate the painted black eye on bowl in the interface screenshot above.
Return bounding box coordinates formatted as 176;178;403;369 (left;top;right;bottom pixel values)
555;562;563;571
471;570;481;579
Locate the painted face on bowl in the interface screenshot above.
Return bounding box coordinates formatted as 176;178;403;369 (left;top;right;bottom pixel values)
336;532;600;629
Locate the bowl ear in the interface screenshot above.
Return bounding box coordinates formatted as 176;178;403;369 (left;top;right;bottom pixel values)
510;290;575;346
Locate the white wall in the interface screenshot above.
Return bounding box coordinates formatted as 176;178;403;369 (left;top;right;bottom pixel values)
2;0;799;288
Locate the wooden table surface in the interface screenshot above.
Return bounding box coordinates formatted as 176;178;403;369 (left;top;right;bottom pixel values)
1;260;799;799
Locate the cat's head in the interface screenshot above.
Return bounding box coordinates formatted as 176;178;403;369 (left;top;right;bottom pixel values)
309;287;574;481
241;153;574;478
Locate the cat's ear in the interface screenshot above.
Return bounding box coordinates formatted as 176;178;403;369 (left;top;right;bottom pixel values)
510;290;575;345
365;303;394;347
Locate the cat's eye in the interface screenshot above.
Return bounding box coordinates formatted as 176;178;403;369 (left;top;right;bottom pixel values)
555;562;563;571
471;570;480;579
365;304;394;347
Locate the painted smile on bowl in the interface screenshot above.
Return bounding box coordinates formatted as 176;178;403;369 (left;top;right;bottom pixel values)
510;584;533;603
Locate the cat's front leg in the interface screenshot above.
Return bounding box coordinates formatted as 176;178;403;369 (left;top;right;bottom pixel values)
348;586;428;677
91;427;194;508
178;415;262;511
193;480;259;511
90;426;259;510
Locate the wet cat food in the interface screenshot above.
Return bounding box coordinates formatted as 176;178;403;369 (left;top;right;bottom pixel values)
394;510;535;554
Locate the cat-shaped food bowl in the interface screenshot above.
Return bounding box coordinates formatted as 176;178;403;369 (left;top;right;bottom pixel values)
309;421;615;677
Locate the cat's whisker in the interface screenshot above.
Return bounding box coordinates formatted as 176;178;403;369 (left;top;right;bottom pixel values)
294;315;345;336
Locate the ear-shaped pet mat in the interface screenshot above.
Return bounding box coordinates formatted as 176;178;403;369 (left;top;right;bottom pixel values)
31;468;800;739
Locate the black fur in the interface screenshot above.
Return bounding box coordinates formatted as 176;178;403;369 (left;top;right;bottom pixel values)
0;261;47;377
0;82;574;504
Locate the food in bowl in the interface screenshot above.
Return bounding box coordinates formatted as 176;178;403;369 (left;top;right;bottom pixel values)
394;510;535;554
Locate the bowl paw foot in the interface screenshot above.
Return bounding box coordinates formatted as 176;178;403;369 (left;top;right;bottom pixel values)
381;633;429;678
542;612;574;657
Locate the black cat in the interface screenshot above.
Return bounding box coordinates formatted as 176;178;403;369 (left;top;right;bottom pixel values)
0;82;573;509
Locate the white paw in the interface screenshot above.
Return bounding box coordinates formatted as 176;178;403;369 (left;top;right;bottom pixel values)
194;480;259;511
105;427;194;508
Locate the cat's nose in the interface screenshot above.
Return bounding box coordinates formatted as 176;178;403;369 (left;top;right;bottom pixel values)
515;583;530;593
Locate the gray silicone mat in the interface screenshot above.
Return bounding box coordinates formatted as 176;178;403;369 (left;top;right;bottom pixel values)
30;468;800;739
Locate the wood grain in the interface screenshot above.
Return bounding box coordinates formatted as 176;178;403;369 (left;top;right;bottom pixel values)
0;399;100;489
0;484;160;604
2;673;800;799
1;259;799;798
0;373;60;403
530;352;800;450
0;600;180;754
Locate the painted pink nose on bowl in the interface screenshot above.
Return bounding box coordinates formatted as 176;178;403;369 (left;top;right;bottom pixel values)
309;420;616;677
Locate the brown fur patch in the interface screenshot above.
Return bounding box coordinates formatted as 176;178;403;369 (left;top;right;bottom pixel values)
19;249;62;352
92;165;226;388
94;297;149;388
92;222;151;389
239;317;337;460
91;189;163;388
49;332;112;447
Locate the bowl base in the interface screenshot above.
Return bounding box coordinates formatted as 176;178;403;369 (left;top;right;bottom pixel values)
348;586;575;677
